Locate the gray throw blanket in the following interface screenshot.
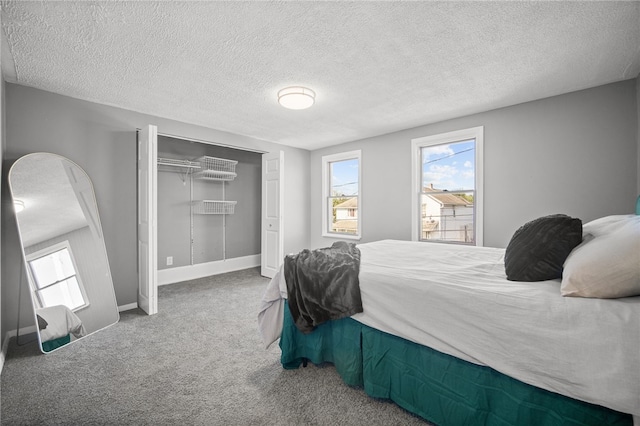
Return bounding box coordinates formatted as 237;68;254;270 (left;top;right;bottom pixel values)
284;241;363;334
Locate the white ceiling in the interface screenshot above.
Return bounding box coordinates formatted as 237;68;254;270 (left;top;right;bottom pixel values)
1;1;639;151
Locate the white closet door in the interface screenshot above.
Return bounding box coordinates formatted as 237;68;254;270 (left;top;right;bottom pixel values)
137;125;158;315
261;151;284;278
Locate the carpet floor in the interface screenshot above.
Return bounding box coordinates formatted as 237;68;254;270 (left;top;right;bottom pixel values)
1;267;429;425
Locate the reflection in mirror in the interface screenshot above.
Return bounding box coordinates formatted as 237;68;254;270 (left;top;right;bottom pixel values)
9;153;119;353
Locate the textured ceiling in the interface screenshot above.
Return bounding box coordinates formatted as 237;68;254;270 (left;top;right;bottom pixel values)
10;153;88;247
1;1;639;150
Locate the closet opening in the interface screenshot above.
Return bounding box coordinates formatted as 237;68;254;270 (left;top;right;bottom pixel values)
156;134;264;285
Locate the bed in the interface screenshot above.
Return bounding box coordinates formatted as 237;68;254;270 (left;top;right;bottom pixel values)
37;305;86;352
259;214;640;425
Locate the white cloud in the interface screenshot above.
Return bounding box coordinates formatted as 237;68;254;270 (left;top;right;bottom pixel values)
430;164;459;176
423;164;459;187
422;145;454;163
460;170;474;179
464;160;472;168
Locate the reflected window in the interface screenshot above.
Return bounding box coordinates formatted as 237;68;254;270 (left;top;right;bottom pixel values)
27;241;89;312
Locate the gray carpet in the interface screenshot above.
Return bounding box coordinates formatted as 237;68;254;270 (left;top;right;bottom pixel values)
1;267;429;425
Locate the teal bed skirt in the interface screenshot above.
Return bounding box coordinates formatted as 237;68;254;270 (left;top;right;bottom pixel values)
280;302;632;426
41;334;71;352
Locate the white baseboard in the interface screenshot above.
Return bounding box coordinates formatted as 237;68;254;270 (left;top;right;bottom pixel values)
0;334;8;374
6;325;38;339
118;302;138;312
1;326;38;374
158;255;260;286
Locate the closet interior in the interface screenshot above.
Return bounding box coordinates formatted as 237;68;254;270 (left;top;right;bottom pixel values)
157;135;262;271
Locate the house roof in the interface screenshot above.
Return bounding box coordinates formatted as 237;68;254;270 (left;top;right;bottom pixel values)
2;2;638;150
333;220;357;231
335;198;358;209
423;187;471;207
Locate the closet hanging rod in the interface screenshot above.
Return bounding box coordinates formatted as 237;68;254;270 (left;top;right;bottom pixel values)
157;158;201;172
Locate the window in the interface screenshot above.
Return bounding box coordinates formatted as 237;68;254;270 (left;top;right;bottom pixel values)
27;241;89;312
411;127;483;245
322;150;361;239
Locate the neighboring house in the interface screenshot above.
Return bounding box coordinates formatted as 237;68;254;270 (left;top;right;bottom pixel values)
421;184;474;243
330;189;473;241
332;197;358;234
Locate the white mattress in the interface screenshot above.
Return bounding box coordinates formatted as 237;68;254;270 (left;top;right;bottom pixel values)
258;239;640;416
37;305;86;342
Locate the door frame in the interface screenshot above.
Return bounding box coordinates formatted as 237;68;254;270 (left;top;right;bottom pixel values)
261;150;284;278
137;125;158;315
138;128;274;313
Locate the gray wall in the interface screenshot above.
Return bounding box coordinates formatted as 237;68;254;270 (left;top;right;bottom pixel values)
2;84;310;339
157;136;262;269
310;79;639;249
637;75;640;195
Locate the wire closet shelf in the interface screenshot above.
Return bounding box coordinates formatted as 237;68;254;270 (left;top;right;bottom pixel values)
157;157;201;173
192;200;237;215
193;156;238;181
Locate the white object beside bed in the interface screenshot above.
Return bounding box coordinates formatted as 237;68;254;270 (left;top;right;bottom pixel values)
259;267;288;349
259;238;640;417
37;305;86;342
561;214;640;298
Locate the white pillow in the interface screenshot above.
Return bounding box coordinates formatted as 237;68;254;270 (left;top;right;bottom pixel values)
582;214;637;237
561;216;640;298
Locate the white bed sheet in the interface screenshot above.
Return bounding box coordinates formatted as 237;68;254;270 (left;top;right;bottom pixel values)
258;239;640;416
37;305;86;342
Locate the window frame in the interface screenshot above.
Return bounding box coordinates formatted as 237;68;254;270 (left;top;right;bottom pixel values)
26;240;90;312
321;150;362;240
410;126;484;246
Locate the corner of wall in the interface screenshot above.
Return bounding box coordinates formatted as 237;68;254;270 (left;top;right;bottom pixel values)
636;74;640;196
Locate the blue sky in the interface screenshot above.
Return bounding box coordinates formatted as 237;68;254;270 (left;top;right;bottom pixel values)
331;158;359;196
329;140;474;197
421;139;475;191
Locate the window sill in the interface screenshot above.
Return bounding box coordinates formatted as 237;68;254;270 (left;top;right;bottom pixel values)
322;232;361;241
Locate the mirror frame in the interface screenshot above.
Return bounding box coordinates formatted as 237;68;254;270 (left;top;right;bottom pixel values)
8;152;119;353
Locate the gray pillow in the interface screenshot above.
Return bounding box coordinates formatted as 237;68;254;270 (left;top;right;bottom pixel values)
505;214;582;282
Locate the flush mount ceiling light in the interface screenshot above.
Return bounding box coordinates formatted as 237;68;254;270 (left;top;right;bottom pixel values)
277;86;315;110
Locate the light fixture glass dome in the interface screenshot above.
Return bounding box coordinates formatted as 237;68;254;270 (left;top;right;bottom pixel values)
278;86;315;110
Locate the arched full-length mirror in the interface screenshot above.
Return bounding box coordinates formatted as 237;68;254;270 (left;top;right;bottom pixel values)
9;153;119;353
